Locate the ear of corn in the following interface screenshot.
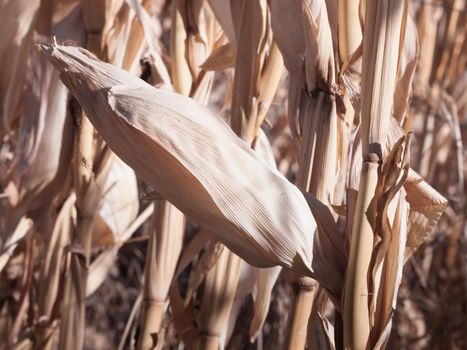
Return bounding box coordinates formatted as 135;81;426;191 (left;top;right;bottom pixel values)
38;43;330;279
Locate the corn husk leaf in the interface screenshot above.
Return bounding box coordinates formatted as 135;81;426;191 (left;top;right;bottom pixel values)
39;44;336;284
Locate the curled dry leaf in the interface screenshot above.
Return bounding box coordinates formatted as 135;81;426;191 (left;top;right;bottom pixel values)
393;15;419;123
404;169;448;259
39;44;327;282
201;42;236;71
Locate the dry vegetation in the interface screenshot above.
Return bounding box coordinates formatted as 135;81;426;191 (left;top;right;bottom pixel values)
0;0;465;349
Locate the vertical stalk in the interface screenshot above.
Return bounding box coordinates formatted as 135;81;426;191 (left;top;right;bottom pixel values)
196;248;242;350
434;0;465;82
170;0;192;95
343;0;405;349
59;3;109;347
343;161;378;349
286;279;317;350
36;196;74;350
287;93;337;350
58;106;95;350
282;2;339;346
137;201;185;350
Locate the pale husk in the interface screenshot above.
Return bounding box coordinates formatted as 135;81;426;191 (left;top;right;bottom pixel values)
39;44;327;281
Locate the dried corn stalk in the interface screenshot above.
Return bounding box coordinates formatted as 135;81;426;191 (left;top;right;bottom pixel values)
270;1;345;347
137;201;184;350
191;2;285;346
342;1;448;349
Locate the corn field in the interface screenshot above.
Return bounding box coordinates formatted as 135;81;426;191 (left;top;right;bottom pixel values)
0;0;465;349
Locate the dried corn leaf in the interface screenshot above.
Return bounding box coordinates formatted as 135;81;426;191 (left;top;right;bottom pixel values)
185;240;224;304
86;158;138;296
125;0;171;87
222;260;255;345
207;0;235;44
393;15;418;123
270;0;307;78
16;50;72;210
229;0;266;142
404;170;448;259
249;265;281;341
350;120;448;260
170;0;192;95
370;195;408;349
201;43;235;71
38;195;74;319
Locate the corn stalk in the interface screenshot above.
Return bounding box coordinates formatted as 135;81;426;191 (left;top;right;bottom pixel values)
343;1;406;348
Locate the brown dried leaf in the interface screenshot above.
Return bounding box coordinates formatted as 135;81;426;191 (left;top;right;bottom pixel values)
403;170;448;259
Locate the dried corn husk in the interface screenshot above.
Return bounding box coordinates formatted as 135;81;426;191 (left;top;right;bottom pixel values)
217;131;283;346
270;1;342;348
39;44;338;285
198;3;284;346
